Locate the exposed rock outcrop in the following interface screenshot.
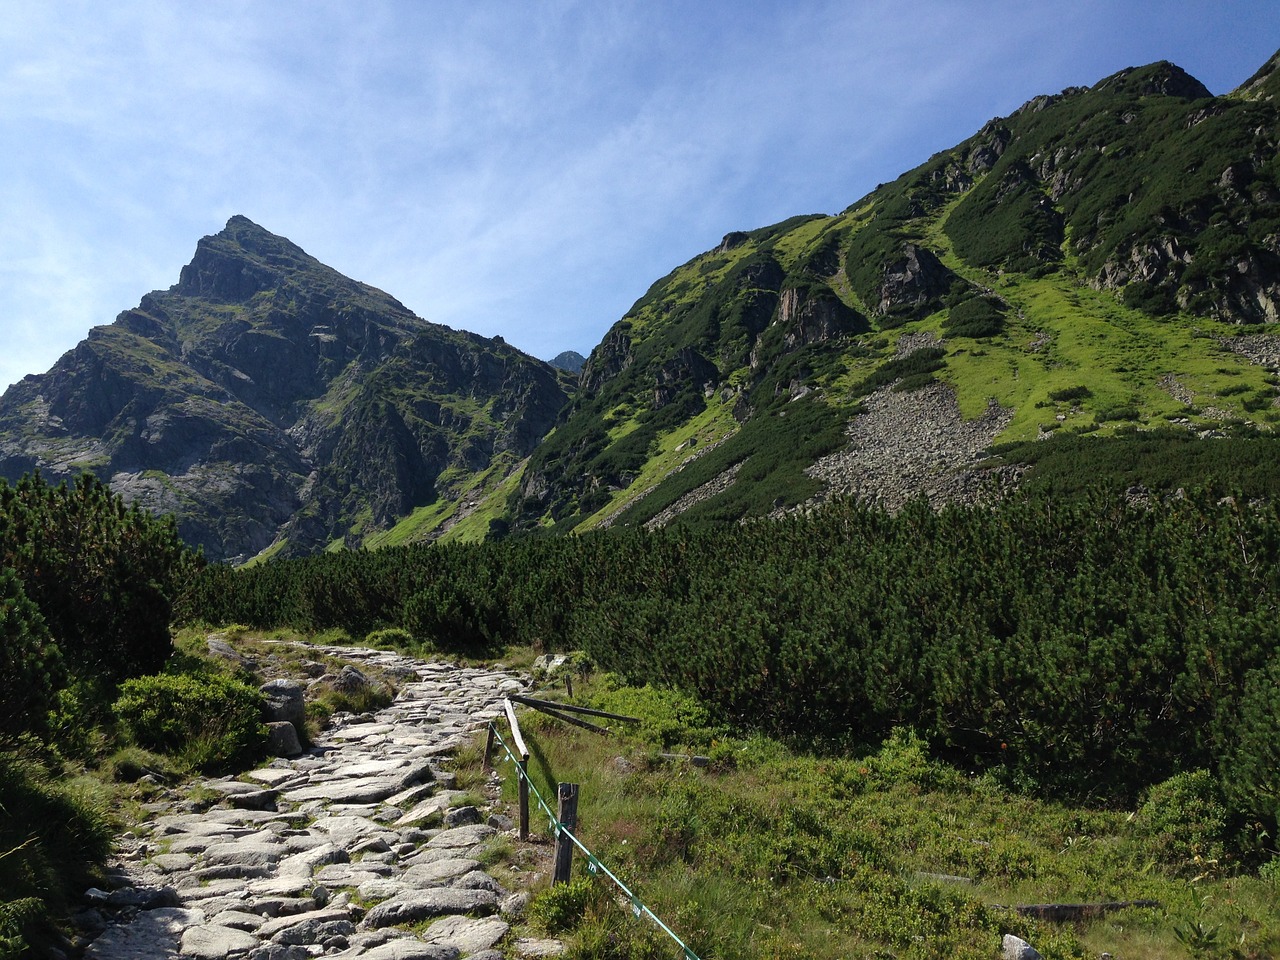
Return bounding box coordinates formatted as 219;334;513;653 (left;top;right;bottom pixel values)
653;348;718;409
579;323;633;394
775;285;868;351
873;244;954;319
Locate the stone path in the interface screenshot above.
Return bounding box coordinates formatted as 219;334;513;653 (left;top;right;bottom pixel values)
76;645;564;960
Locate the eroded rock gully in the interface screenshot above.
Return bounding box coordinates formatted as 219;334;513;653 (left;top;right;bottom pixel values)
76;644;564;960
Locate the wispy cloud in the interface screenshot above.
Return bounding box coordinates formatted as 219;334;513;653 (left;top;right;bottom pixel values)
1;1;1276;387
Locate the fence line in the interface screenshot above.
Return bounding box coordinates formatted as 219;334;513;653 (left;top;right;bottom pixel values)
488;721;703;960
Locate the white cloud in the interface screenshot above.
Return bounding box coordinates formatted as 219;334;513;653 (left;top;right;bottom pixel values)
1;0;1276;388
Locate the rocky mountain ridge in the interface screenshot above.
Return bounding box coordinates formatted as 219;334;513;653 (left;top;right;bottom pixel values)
506;50;1280;533
0;217;569;562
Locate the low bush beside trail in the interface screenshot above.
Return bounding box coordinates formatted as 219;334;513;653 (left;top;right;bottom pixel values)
113;673;266;774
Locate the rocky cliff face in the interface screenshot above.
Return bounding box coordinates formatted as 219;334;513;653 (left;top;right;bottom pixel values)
509;51;1280;534
0;217;570;561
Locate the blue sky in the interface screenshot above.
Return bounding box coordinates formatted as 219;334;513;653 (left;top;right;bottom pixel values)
1;1;1276;392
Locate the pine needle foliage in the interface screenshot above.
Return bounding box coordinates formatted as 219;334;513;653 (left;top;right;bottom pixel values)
180;488;1280;826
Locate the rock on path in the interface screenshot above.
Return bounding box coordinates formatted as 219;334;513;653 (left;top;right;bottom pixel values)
79;645;563;960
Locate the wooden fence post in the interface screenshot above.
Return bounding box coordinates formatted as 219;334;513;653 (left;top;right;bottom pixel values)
503;698;531;842
552;782;579;885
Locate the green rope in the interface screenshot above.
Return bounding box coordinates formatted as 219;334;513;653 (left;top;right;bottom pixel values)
488;721;703;960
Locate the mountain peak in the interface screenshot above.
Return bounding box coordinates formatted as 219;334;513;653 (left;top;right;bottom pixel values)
549;350;586;374
0;216;572;561
1092;60;1211;100
173;216;318;302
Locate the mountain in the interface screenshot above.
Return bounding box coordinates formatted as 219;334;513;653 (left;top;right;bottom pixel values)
0;216;569;562
5;53;1279;559
507;52;1280;532
548;350;587;374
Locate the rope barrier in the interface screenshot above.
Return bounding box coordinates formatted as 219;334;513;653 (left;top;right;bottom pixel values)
488;721;703;960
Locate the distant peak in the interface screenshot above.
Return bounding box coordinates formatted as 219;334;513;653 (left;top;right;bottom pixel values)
549;350;586;374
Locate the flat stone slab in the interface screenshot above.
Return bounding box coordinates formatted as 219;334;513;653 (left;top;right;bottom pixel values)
176;878;252;901
385;782;437;808
314;863;395;886
339;758;422;779
395;791;468;827
422;915;510;954
358;877;411;902
246;875;316;898
181;923;262;959
281;777;408;804
425;825;496;849
150;853;194;873
256;907;353;941
278;841;348;877
363;889;499;928
84;907;205;960
328;723;398;740
203;839;285;867
246;767;302;786
336;939;461;960
204;778;266;795
402;857;483;886
310;814;386;838
512;938;568;957
208;909;266;931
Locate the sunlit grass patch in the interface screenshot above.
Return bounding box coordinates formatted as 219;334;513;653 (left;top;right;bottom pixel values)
477;676;1280;960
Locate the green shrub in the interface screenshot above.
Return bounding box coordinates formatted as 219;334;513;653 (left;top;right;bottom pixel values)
0;897;45;960
529;876;599;934
113;673;265;773
1260;857;1280;885
892;371;941;393
566;903;669;960
1095;405;1141;422
365;627;416;650
1136;770;1227;873
1222;656;1280;825
588;681;724;748
867;728;963;792
44;679;109;761
403;580;502;655
0;569;64;740
1048;385;1092;403
854;346;947;396
944;297;1006;338
0;473;199;684
103;746;183;785
1123;279;1179;315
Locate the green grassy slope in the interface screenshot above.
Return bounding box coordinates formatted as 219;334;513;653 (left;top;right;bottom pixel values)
504;52;1280;535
